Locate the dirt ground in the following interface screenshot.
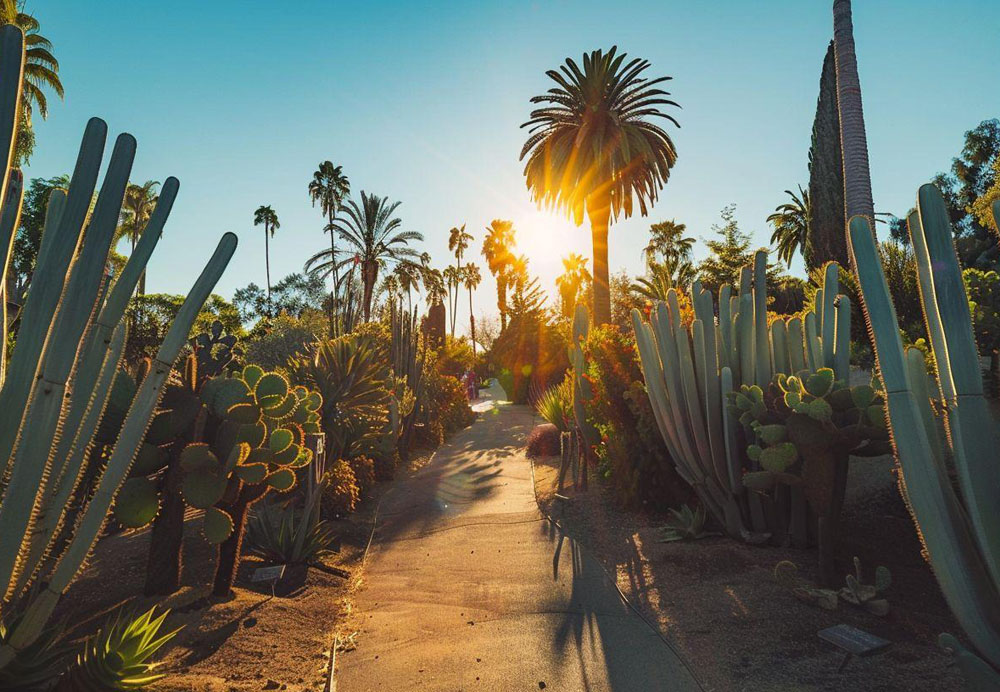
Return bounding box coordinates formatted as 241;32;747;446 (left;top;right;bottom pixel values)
55;449;433;692
531;451;966;691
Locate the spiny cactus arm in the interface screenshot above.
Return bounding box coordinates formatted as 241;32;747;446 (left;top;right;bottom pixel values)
787;317;806;373
0;234;238;662
0;119;105;471
728;293;741;382
849;214;1000;668
12;321;126;599
695;286;727;489
718;284;732;371
0;26;22;200
906;347;944;467
907;210;955;401
0;170;23;386
833;296;851;383
821;263;838;367
804;312;822;372
814;287;825;340
771;320;790;375
916;184;1000;591
753;251;771;384
737;293;754;386
0;132;134;596
676;321;714;475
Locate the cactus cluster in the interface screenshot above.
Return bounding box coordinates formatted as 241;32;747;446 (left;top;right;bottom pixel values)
775;557;890;615
632;249;850;542
0;25;236;671
849;189;1000;683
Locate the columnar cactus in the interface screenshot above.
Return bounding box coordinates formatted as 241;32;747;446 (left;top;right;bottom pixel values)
0;24;237;671
632;249;850;543
569;304;598;488
848;188;1000;685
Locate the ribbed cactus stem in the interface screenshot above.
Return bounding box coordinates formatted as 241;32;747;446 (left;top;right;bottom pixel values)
753;251;770;384
821;263;838;367
0;169;23;387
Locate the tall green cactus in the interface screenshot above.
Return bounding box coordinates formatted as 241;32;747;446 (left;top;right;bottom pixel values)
0;24;237;671
848;187;1000;684
632;249;850;544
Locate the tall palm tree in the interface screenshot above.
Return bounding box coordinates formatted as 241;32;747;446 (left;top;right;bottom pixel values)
556;253;591;319
253;205;280;315
643;219;694;268
447;224;473;337
767;186;810;268
0;1;63;166
393;261;422;315
423;267;447;307
115;180;159;294
482;219;517;330
632;257;696;302
461;263;482;356
833;0;874;233
305;191;423;322
308;161;350;335
442;265;460;336
521;46;680;325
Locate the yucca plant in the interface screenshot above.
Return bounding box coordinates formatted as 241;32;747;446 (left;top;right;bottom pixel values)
55;607;179;691
246;499;337;566
535;377;573;431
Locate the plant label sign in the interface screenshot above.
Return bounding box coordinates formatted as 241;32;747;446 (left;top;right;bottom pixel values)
818;624;889;656
251;564;286;583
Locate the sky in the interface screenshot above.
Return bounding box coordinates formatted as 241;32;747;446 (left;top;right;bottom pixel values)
23;0;1000;334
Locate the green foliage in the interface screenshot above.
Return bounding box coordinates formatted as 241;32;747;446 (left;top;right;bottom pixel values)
658;504;716;542
56;607;179;691
323;459;359;516
8;174;69;303
488;309;568;405
965;268;1000;354
424;369;475;435
535;376;573;432
234;272;328;324
807;41;847;269
348;456;376;497
696;205;784;296
243;310;325;374
246;500;337;565
124;293;244;366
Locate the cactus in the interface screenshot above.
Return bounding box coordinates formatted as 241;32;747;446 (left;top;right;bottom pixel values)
848;188;1000;683
569;304;598;489
729;368;890;580
632;249;850;543
0;25;237;670
774;557;890;616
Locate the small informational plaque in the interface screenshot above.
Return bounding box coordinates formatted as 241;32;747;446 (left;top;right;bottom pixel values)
251;564;286;583
818;624;890;655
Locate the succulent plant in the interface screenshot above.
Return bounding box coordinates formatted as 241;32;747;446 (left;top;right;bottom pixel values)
839;557;891;616
774;560;839;611
658;504;718;542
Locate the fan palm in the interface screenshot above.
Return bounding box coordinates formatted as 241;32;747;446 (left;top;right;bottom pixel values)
482;219;517;330
393;261;422;315
423;267;447;306
0;2;63;165
307;161;350;335
643;219;693;268
461;263;482;355
555;253;591;318
447;224;473;337
520;46;680;324
767;185;810;268
306;191;422;322
631;257;695;302
253;205;280;314
115;180;159;294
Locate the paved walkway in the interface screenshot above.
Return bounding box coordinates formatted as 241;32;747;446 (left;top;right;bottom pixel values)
337;398;701;691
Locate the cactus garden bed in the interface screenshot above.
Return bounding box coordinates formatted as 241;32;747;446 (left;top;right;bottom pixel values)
531;450;965;690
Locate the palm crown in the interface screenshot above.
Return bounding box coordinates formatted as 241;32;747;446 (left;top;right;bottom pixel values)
767;185;811;268
253;205;280;236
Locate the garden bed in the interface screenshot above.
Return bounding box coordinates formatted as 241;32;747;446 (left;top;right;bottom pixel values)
531;452;964;691
53;450;433;692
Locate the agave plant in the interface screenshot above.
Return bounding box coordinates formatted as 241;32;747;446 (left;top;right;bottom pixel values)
535;377;573;432
56;607;179;691
246;498;337;566
658;504;717;542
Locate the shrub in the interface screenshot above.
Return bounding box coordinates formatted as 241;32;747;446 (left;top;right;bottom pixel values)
536;375;573;431
526;423;561;458
487;312;568;404
323;459;360;516
583;325;693;510
349;455;376;496
243;310;325;373
434;336;475;379
373;450;399;482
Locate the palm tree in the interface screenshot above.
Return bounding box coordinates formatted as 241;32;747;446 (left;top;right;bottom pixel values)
308;161;350;335
767;186;810;268
482;219;517;330
833;0;875;232
423;267;447;306
521;46;680;325
461;263;482;356
0;1;63;166
305;191;422;322
442;265;460;336
643;219;694;268
393;261;422;315
631;257;696;302
115;180;160;294
555;253;591;319
447;224;473;337
253;205;280;315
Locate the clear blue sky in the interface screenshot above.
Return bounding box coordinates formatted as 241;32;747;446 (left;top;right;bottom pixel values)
23;0;1000;331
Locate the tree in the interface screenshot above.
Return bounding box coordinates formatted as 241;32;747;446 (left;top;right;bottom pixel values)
115;180;160;294
9;173;68;302
443;265;460;337
393;260;422;315
768;185;811;268
631;257;695;302
808;41;847;269
555;253;591;319
0;1;63;166
521;46;680;325
234;272;326;324
462;263;481;355
971;154;1000;239
482;219;517;330
833;0;875;233
307;161;350;336
447;224;473;337
253;204;280;315
697;205;781;296
643;219;693;268
306;191;422;322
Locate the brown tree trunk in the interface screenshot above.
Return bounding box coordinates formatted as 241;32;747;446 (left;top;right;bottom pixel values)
586;195;611;325
497;276;507;331
833;0;875;246
468;285;476;357
264;221;272;318
362;259;377;322
328;209;338;337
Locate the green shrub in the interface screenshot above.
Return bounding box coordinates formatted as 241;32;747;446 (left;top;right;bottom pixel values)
323;459;359;516
487;312;568;404
536;375;573;431
349;455;376;496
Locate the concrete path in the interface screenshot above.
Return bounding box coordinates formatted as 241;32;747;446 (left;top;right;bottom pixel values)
337;399;701;691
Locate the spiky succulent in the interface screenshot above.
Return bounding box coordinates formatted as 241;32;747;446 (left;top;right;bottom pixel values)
658;504;717;542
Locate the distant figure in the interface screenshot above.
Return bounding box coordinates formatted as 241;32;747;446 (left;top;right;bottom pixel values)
464;370;477;401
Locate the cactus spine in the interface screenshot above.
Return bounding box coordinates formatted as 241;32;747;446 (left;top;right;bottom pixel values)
848;188;1000;681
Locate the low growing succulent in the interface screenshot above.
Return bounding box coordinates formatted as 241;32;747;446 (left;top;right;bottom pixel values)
658;504;718;542
775;557;891;616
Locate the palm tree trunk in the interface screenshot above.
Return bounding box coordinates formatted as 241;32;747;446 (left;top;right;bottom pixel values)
587;196;612;325
264;221;272;318
362;260;377;322
447;281;455;337
833;0;875;239
329;211;338;338
468;285;476;357
497;277;507;331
